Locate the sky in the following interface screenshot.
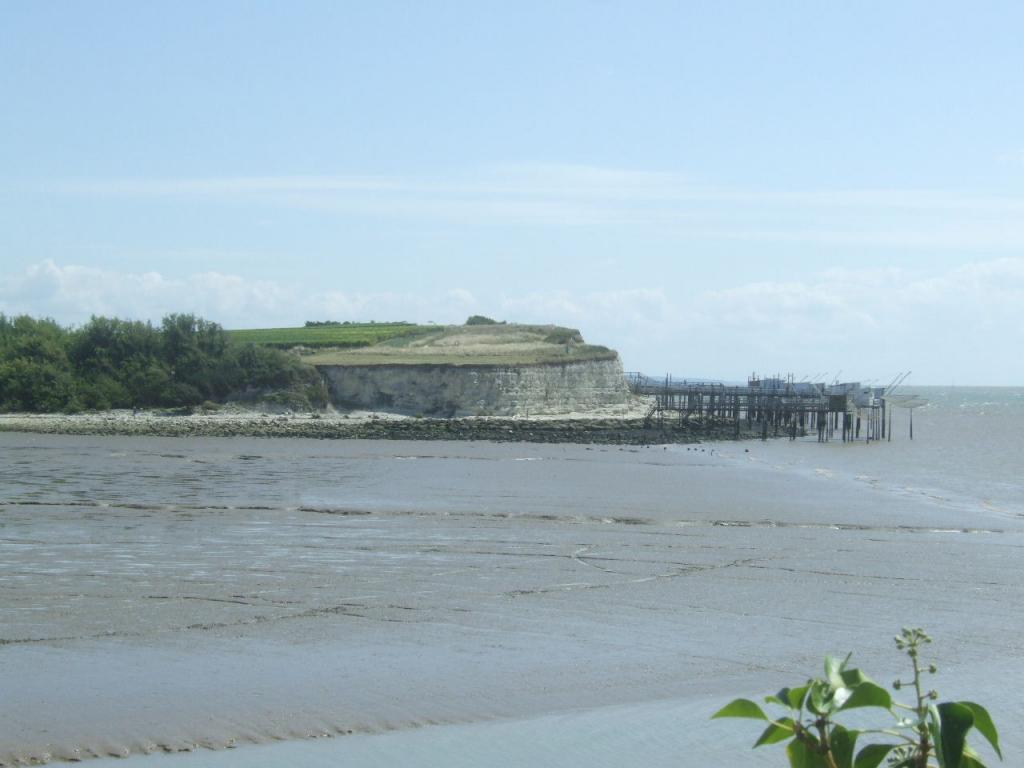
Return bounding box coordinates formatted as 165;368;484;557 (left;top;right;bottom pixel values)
2;1;1023;385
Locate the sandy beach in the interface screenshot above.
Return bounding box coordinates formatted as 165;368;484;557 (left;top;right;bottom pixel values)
1;426;1020;766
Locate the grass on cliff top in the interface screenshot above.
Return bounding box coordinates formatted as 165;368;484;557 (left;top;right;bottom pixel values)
302;324;618;366
226;323;429;349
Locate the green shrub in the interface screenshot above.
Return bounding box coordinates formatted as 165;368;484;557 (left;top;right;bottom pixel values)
712;628;1001;768
0;312;331;413
465;315;504;325
0;357;77;411
77;374;131;410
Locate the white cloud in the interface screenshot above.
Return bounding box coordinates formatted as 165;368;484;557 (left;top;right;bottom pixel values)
0;260;480;329
684;260;1024;382
494;259;1024;383
501;288;675;330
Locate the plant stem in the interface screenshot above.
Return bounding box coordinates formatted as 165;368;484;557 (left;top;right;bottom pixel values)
814;719;841;768
909;644;931;768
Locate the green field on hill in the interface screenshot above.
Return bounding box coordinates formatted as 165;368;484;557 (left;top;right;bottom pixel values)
227;322;618;366
226;323;428;349
303;346;617;366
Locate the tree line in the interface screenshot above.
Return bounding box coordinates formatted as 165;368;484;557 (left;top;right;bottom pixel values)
0;313;326;412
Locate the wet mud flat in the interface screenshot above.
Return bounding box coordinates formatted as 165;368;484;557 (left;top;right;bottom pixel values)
1;434;1022;766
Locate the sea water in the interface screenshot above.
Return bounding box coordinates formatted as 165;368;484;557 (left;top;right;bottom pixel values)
750;386;1024;518
1;387;1021;767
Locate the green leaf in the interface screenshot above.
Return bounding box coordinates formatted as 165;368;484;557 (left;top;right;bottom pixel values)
787;737;829;768
829;725;858;768
825;655;847;689
840;667;870;687
929;704;945;766
831;686;853;710
765;687;791;707
755;718;796;747
808;680;830;715
938;701;975;768
712;698;768;720
838;681;892;712
960;701;1001;759
767;685;807;709
787;684;810;710
853;744;899;768
961;749;989;768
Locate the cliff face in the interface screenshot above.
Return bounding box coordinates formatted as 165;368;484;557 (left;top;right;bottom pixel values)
317;357;630;417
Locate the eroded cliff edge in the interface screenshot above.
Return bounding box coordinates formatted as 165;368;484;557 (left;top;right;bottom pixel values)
318;357;631;417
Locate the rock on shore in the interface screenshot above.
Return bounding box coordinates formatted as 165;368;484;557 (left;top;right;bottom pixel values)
0;409;758;444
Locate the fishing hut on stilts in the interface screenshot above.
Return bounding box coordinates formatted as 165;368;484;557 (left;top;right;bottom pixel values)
626;372;924;443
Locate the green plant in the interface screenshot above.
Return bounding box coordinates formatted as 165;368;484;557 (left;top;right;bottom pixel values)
465;315;503;325
712;628;1001;767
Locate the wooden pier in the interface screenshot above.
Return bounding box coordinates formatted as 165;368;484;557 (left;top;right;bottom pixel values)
626;373;915;442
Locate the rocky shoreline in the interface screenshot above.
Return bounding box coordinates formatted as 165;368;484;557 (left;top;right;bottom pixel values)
0;410;760;444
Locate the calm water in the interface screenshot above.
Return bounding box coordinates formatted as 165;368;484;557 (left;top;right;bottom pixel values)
753;386;1024;519
891;386;1024;513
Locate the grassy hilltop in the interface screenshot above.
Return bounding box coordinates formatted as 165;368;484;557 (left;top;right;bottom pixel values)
226;322;427;350
228;321;618;367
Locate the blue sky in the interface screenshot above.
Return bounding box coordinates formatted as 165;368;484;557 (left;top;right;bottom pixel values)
2;1;1023;384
